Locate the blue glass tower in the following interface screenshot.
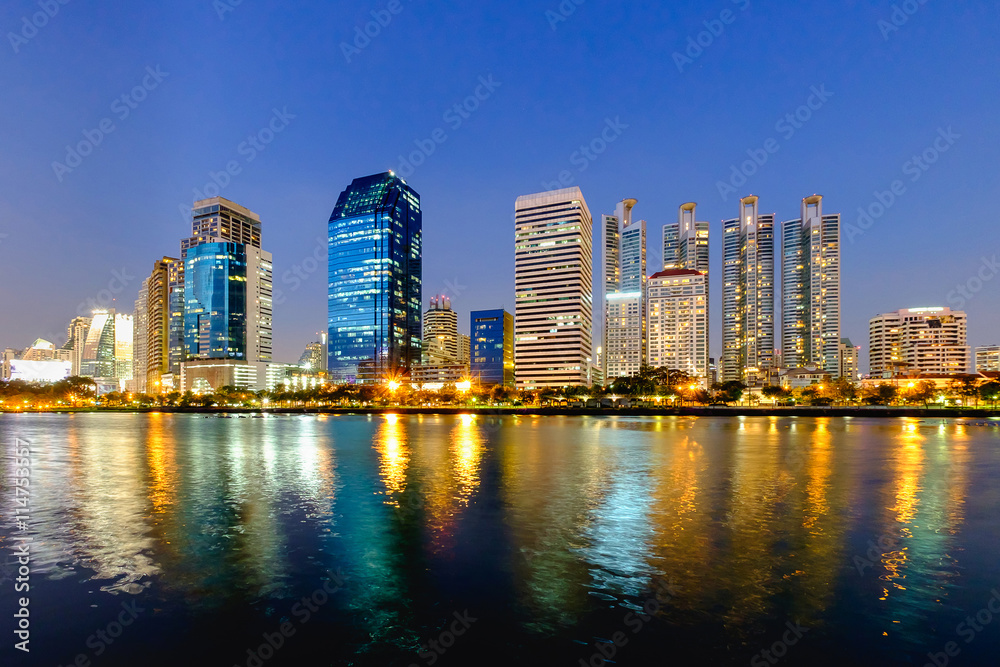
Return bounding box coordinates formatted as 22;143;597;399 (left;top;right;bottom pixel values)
471;309;514;387
328;172;422;383
183;242;248;360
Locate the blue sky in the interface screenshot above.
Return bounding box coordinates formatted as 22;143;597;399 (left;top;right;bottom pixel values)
1;0;998;367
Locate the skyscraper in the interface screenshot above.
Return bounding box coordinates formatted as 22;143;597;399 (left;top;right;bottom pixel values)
81;310;132;384
66;316;92;377
174;198;273;367
722;196;775;384
423;296;459;364
514;187;593;389
662;202;709;273
132;282;148;393
471;309;514;387
327;172;422;384
781;196;841;374
135;257;179;393
604;199;646;381
869;307;970;376
647;269;708;381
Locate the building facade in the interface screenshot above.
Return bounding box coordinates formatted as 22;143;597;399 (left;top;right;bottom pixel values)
869;307;970;376
662;202;709;273
514;187;593;389
646;270;708;382
975;345;1000;372
604;199;646;381
722;196;776;384
471;308;514;387
327;172;422;384
423;296;460;364
781;195;841;374
839;338;860;380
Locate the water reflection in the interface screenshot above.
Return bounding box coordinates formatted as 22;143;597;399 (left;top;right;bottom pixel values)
0;414;997;666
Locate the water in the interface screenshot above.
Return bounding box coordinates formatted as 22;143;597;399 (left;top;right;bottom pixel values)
1;413;999;666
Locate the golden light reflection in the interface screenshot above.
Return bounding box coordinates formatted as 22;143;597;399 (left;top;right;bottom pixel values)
880;420;925;600
375;414;409;505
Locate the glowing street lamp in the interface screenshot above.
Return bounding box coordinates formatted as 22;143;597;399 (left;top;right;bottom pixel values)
387;380;400;392
456;380;472;392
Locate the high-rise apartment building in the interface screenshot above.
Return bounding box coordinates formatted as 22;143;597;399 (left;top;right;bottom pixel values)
869;307;970;376
647;270;708;382
662;203;709;273
975;345;1000;373
134;257;179;393
423;296;459;364
133;282;148;393
459;334;470;368
604;199;646;381
839;338;859;380
514;187;593;389
722;196;775;384
66;316;92;377
471;309;514;387
327;172;422;383
80;310;132;384
781;196;841;374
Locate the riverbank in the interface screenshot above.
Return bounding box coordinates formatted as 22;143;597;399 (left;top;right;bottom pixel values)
3;406;1000;418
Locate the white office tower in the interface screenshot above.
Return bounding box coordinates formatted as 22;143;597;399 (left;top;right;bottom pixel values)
662;203;710;273
869;307;970;376
423;296;460;364
647;270;708;382
722;196;776;384
976;345;1000;372
604;199;647;381
514;187;594;389
781;195;841;374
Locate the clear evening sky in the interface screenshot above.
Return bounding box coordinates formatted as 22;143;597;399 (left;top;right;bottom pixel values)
1;0;998;368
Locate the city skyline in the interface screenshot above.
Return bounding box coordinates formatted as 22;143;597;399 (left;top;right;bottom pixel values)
2;3;997;370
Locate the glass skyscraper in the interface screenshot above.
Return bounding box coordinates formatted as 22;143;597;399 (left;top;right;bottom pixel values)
471;309;514;387
327;172;422;384
184;242;248;360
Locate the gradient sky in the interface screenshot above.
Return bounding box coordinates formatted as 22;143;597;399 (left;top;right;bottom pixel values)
1;0;998;369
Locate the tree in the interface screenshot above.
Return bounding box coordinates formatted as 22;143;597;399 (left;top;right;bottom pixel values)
712;381;745;405
862;383;898;406
979;381;1000;409
830;378;858;405
949;374;981;407
762;385;789;400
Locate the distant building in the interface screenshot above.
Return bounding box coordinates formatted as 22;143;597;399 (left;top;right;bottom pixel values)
327;172;422;383
646;270;708;383
708;357;718;386
779;367;832;390
781;196;841;375
298;336;328;373
975;345;1000;372
604;199;647;382
662;202;710;273
869;307;969;376
459;334;470;368
181;359;265;393
423;296;460;364
722;196;776;385
471;309;514;387
514;187;593;389
412;363;469;389
80;310;132;385
65;316;92;377
839;338;860;380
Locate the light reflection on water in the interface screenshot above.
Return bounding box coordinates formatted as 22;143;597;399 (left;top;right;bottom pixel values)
0;413;998;666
